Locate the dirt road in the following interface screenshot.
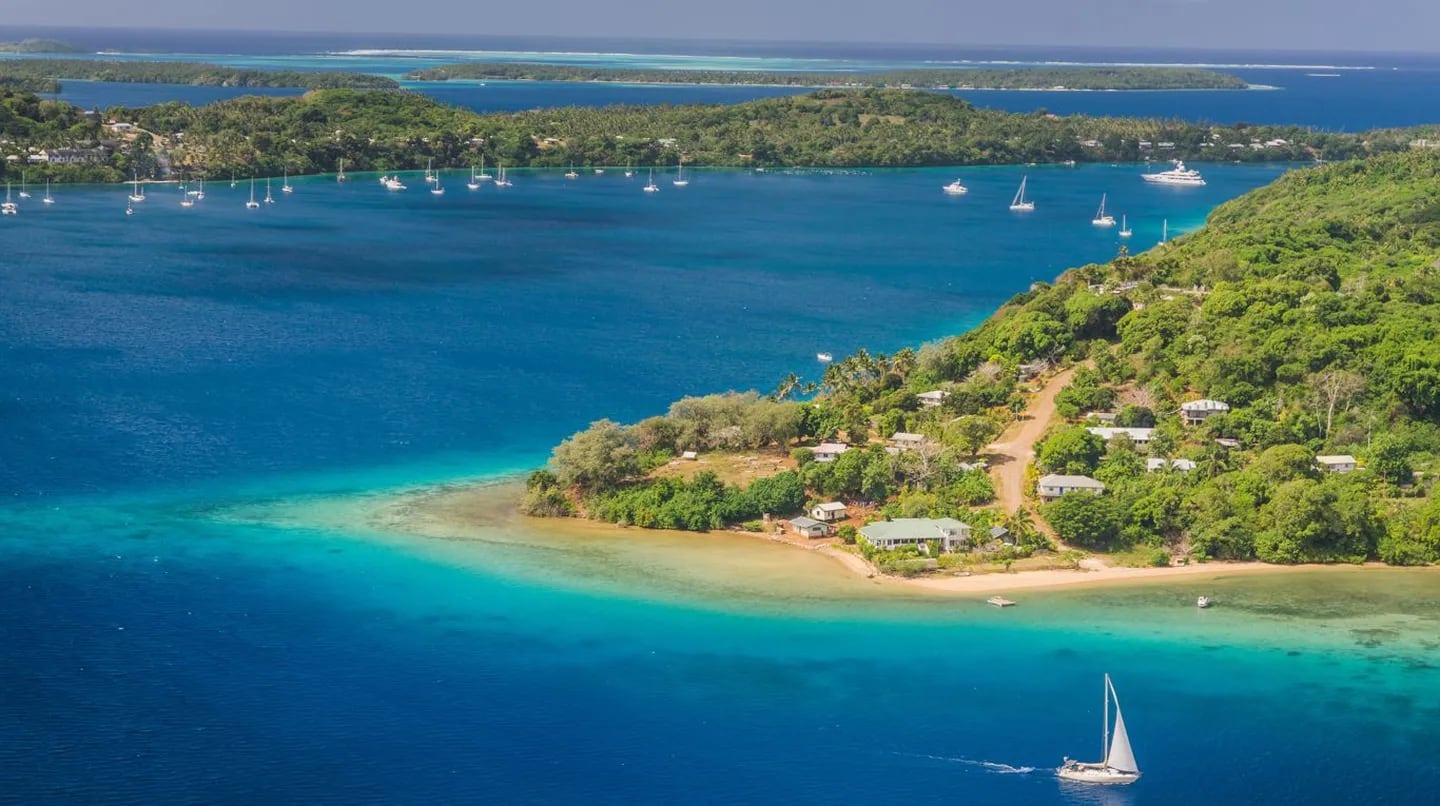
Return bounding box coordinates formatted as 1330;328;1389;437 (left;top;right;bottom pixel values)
986;368;1074;514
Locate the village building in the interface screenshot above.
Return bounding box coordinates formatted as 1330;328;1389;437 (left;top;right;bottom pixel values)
1181;399;1230;425
1037;474;1107;501
811;442;850;463
859;518;972;553
888;432;930;451
917;390;950;408
1147;458;1197;473
789;517;831;539
1316;455;1358;473
1086;426;1155;445
810;502;848;523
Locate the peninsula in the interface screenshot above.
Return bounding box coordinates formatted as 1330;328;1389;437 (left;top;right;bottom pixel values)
405;64;1252;92
514;150;1440;581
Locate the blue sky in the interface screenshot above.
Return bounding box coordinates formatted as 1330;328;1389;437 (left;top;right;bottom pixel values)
4;0;1438;51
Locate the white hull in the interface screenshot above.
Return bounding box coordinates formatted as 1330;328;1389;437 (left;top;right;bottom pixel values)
1092;217;1115;227
1057;763;1140;785
943;181;968;195
1141;175;1206;186
1010;203;1035;212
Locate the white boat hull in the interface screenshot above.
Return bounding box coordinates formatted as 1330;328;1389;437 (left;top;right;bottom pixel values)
1057;762;1140;785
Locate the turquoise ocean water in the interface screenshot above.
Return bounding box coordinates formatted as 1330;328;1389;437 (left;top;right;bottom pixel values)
3;30;1440;800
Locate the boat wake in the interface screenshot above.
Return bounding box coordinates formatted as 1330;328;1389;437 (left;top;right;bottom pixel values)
898;752;1036;775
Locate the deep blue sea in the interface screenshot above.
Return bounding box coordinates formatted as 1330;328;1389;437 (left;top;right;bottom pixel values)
3;28;1440;805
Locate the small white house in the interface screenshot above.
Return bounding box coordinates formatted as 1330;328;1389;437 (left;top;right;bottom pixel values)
789;517;831;539
1087;427;1155;445
889;432;930;451
811;442;850;463
859;518;972;553
1147;458;1197;473
811;502;848;522
680;450;698;461
917;390;951;408
1181;399;1231;426
1317;455;1358;473
1037;474;1107;500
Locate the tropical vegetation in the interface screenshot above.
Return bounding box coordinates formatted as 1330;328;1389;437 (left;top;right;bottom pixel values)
0;59;399;93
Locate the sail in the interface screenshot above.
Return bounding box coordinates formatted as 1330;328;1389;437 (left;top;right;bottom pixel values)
1106;702;1140;773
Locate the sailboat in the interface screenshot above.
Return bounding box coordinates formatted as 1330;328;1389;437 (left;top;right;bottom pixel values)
230;171;238;189
282;169;293;194
594;167;605;175
125;201;134;216
1091;193;1115;227
672;161;689;187
42;178;56;205
1160;219;1169;244
624;160;634;178
337;158;348;183
424;158;438;184
1118;214;1132;238
430;174;445;196
2;182;17;215
245;178;260;209
18;171;31;199
477;156;492;182
190;178;205;200
467;165;481;191
1057;674;1141;785
180;181;195;208
564;164;579;179
493;162;512;188
1009;176;1034;212
264;178;275;205
643;168;660;193
129;174;146;203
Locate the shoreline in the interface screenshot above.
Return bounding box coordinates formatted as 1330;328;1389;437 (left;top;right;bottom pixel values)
405;76;1259;93
330;478;1402;600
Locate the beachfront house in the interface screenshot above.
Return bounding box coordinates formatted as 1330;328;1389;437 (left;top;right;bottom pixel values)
789;517;831;539
1316;454;1358;473
1181;399;1230;425
811;502;848;522
1086;426;1155;446
988;525;1014;546
812;442;850;463
1037;474;1106;501
859;518;972;554
889;432;930;451
1147;458;1197;473
917;390;950;408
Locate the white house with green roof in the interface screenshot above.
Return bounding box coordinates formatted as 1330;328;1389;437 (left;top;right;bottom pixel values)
859;518;972;553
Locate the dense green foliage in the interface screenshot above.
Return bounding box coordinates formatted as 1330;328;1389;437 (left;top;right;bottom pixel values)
540;150;1440;565
409;63;1249;91
99;88;1415;177
0;59;398;91
0;89;122;182
0;39;85;54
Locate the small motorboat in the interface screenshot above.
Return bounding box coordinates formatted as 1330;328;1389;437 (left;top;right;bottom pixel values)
1197;596;1213;608
816;352;833;363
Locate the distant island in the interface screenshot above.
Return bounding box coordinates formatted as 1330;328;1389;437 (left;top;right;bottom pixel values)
406;63;1252;92
520;151;1440;578
0;59;399;94
0;38;85;54
1;86;1434;184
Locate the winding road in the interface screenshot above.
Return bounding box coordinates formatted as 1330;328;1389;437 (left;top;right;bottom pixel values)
986;368;1074;514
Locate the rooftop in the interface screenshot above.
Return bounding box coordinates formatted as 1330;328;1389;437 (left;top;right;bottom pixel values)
1038;474;1106;489
815;502;847;512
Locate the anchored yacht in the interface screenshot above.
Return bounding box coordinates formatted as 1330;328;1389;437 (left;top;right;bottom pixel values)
1141;160;1206;186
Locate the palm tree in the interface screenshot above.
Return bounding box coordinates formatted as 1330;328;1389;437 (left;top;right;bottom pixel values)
773;372;802;401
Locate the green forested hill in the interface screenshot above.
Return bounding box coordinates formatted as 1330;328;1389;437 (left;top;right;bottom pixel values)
539;151;1440;567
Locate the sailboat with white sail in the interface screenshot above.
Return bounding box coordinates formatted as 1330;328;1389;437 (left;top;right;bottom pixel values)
1091;193;1115;227
1058;674;1141;786
1009;176;1035;212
